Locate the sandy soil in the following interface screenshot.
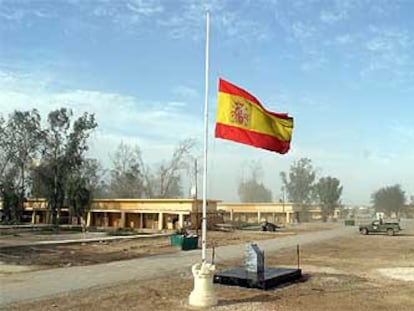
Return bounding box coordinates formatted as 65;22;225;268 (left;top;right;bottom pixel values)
0;223;337;271
3;221;414;311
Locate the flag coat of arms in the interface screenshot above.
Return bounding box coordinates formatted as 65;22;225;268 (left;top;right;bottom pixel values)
215;78;294;154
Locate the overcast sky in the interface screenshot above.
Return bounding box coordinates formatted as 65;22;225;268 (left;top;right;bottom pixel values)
1;0;413;205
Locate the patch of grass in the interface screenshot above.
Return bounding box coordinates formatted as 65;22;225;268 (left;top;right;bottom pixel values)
34;226;83;235
106;228;148;236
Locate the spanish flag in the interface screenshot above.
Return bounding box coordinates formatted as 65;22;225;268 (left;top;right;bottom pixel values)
215;79;294;154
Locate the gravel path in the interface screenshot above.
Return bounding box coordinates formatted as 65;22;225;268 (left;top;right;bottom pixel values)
0;226;354;306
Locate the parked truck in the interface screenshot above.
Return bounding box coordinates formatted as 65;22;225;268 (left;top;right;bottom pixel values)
359;220;401;236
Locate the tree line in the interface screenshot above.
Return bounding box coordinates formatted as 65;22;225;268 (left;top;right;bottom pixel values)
238;158;343;221
0;108;196;224
238;157;413;220
1;108;411;224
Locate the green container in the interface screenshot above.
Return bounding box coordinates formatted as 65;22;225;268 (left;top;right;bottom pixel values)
181;236;199;251
344;219;355;226
170;234;184;246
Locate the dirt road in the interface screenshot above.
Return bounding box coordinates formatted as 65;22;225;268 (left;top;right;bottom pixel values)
0;225;354;306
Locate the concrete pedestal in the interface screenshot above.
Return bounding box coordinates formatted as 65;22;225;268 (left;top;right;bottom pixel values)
189;262;218;307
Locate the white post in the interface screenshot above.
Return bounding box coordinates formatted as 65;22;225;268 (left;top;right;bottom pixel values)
158;212;164;231
189;10;217;308
201;9;210;263
86;211;92;227
178;213;184;229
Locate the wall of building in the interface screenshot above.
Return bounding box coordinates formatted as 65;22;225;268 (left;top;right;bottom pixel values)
218;202;341;224
2;198;220;230
2;199;344;228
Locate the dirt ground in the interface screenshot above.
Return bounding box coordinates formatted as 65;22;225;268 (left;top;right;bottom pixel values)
3;221;414;311
0;223;338;270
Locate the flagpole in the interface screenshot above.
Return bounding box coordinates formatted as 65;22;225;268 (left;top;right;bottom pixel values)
188;11;218;307
201;9;210;262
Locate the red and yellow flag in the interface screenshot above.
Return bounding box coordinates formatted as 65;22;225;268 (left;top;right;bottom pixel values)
215;79;294;154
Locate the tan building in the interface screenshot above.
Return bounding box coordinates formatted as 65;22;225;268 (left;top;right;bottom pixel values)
218;202;341;224
1;199;341;228
218;202;299;224
12;198;220;231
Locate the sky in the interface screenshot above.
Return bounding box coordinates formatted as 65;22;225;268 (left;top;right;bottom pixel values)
0;0;413;205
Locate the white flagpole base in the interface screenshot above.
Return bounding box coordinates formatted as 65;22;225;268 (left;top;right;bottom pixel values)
188;262;218;307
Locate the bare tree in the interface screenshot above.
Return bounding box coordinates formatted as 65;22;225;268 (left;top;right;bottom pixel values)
145;138;196;198
0;115;10;178
108;142;145;198
81;159;108;198
0;115;12;184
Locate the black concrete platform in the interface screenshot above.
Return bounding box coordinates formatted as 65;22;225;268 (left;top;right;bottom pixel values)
214;267;302;290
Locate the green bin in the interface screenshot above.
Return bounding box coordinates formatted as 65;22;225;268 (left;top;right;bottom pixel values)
170;234;184;246
344;219;355;226
181;236;199;251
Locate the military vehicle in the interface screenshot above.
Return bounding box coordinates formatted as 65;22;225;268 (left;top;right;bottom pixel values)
359;220;401;236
